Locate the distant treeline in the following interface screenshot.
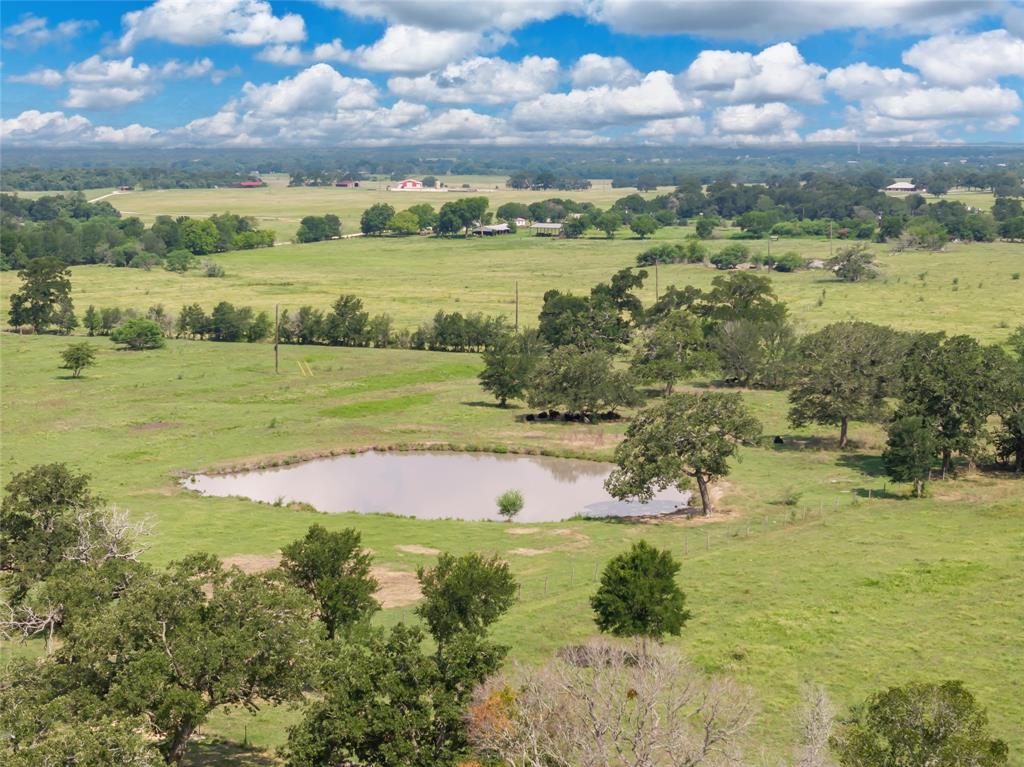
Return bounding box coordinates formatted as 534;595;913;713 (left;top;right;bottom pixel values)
0;167;274;191
4;145;1022;192
0;193;275;271
80;297;509;353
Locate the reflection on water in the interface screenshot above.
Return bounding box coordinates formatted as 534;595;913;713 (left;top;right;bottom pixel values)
187;450;691;522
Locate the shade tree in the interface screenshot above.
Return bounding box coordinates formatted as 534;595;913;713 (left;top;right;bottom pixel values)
526;345;641;421
605;392;762;516
8;257;72;333
630;310;716;395
788;322;902;448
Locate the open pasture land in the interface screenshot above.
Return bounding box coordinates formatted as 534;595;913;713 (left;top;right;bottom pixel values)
1;332;1022;762
102;173;638;240
4;226;1021;343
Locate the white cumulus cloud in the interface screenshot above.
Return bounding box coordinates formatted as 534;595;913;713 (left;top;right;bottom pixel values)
239;63;379;115
902;29;1024;86
825;63;919;100
512;71;700;129
682;43;826;103
570;54;642;88
116;0;306;51
388;56;560;104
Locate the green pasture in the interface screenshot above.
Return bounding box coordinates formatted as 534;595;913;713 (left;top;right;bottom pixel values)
100;174;637;241
1;334;1021;764
3;226;1020;343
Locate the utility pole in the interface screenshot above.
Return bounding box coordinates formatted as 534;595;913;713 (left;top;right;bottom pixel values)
514;281;519;332
274;304;280;374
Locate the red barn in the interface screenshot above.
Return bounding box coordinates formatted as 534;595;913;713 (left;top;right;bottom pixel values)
238;180;265;188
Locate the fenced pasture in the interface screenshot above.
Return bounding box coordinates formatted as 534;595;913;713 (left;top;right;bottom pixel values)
1;334;1021;762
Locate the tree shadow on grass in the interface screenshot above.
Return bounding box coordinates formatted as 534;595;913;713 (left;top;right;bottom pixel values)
461;400;520;409
768;434;838;452
183;738;277;767
837;452;888;478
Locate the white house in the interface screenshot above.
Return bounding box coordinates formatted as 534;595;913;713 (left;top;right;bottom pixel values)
387;178;446;192
884;181;918;192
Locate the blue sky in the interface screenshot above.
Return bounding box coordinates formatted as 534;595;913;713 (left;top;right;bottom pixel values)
2;0;1023;147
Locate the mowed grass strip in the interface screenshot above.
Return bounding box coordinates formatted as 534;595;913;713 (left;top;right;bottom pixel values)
320;392;436;418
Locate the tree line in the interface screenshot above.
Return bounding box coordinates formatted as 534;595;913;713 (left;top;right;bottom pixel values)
0;466;1011;766
1;193;274;271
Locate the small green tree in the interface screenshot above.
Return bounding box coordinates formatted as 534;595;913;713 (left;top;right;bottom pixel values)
630;214;659;239
828;243;877;282
606;392;762;516
389;209;421;235
110;318;165;350
832;681;1008;767
496;490;524;521
882;415;938;497
591;540;690;645
416;552;517;646
478;331;542;406
60;342;97;378
596;211;623;238
710;243;749;270
280;524;378;639
695;217;716;239
83;305;100;336
163;249;195;273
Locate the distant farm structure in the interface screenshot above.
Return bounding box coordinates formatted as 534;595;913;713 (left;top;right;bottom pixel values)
884;181;919;192
389;178;447;192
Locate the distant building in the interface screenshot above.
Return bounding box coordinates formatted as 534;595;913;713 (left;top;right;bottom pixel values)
237;179;265;188
513;217;529;227
531;222;563;236
335;179;360;188
388;178;446;192
117;185;133;192
884;181;918;192
471;223;511;236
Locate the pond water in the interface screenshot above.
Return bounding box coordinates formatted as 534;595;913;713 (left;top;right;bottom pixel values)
186;450;691;522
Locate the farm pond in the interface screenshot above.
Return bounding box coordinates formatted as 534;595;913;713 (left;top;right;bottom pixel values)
186;450;691;522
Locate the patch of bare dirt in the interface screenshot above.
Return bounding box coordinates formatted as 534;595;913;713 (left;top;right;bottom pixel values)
509;547;551;556
396;544;440;555
222;553;280;573
371;566;421;608
505;527;540;535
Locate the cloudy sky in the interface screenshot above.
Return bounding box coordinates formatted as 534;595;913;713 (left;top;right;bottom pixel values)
2;0;1023;147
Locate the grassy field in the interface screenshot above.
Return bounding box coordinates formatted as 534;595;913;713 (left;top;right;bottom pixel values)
3;227;1020;343
96;173;635;241
1;181;1022;763
1;333;1022;764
